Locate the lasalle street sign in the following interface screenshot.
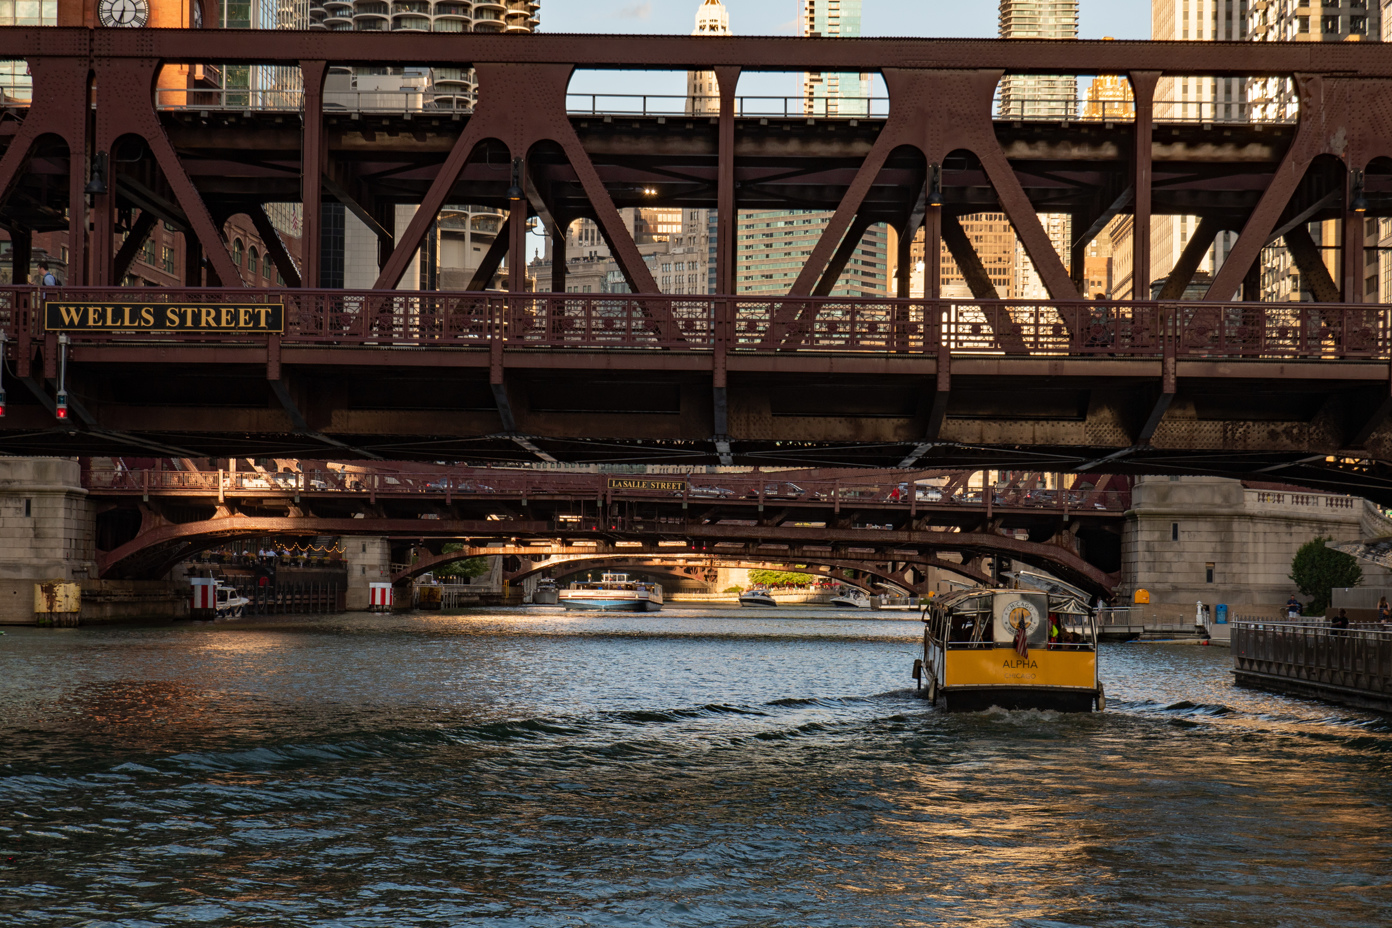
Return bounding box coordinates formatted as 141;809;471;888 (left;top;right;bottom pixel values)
44;302;285;334
606;477;688;493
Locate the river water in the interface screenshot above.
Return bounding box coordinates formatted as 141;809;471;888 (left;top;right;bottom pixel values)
2;607;1390;927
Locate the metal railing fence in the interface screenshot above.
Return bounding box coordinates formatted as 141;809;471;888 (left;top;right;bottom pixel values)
8;288;1389;362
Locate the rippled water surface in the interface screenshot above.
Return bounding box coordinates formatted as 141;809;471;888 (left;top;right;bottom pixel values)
2;608;1391;927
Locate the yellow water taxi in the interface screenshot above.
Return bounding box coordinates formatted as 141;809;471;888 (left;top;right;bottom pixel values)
915;575;1104;712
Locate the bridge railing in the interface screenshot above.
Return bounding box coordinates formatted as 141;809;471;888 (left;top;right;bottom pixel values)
11;288;1389;361
84;465;1132;513
135;88;1297;126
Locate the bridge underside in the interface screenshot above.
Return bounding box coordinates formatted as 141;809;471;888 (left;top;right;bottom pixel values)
490;554;992;597
93;477;1122;594
11;353;1392;503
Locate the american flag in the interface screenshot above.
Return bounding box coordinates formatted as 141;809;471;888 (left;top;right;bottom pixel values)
1014;618;1029;659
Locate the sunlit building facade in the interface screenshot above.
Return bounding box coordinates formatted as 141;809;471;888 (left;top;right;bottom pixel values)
800;0;870;117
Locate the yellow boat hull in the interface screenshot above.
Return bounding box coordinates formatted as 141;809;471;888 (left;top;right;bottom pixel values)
933;647;1100;712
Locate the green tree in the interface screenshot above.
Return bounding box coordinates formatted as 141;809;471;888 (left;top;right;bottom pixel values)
433;544;490;580
748;569;812;588
1289;536;1362;616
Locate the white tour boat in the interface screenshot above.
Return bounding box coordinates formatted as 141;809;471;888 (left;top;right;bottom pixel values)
559;573;663;612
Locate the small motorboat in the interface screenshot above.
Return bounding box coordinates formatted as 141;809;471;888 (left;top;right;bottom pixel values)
739;588;778;607
829;588;871;609
214;582;251;619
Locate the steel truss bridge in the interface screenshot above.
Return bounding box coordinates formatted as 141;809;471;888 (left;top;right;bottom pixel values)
6;30;1392;495
86;464;1129;594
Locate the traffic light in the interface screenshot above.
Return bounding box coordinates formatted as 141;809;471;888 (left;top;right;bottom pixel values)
55;391;68;420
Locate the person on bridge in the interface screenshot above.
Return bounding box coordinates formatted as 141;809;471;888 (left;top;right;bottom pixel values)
1378;596;1390;624
1332;609;1351;635
38;260;58;288
1287;593;1301;619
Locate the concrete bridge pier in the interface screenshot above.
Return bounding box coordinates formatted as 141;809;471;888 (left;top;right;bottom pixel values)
0;458;96;624
345;537;391;611
1;458;192;625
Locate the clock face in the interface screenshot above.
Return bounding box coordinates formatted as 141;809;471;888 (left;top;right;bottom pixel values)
98;0;151;27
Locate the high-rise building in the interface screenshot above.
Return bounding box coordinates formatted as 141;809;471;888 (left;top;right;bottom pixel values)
726;2;885;296
1250;2;1380;122
997;1;1078;119
800;0;870;117
302;1;540;288
1144;2;1250;297
736;211;888;297
995;2;1078;295
530;208;714;296
1082;72;1134;121
687;0;730;115
1248;2;1381;302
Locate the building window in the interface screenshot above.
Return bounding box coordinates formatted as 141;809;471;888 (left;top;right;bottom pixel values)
232;239;244;266
1323;15;1341;34
24;498;31;517
1172;522;1180;542
1205;563;1215;584
162;245;175;273
1351;15;1367;34
248;247;260;278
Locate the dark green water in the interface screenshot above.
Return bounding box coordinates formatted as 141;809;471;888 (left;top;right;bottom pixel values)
2;609;1390;927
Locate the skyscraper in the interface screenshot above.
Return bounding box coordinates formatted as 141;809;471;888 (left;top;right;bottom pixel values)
303;1;541;288
1143;2;1249;297
1248;2;1383;302
687;0;730;115
997;1;1078;119
800;0;870;117
729;1;886;296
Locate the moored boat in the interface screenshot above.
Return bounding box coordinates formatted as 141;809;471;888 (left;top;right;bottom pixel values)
915;580;1104;713
214;582;251;619
739;589;778;608
532;578;560;605
560;573;663;612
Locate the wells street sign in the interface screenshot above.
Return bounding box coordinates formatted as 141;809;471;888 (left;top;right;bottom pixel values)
44;302;285;333
606;477;687;492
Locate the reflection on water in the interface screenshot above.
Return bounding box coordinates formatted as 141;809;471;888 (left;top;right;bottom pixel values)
2;609;1391;927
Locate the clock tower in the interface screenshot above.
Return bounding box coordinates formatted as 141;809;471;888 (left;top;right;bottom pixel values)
58;0;207;30
57;0;211;104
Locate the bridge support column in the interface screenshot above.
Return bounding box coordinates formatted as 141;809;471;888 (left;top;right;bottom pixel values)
345;537;391;612
0;458;96;625
300;60;328;290
1129;71;1159;301
1343;192;1364;303
5;224;30;285
714;66;740;296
